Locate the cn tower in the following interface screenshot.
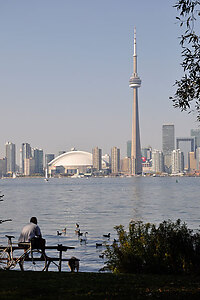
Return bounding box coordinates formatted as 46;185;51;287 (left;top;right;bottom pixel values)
129;28;142;175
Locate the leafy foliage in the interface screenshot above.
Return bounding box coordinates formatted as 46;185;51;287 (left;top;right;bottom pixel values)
170;0;200;120
104;219;200;274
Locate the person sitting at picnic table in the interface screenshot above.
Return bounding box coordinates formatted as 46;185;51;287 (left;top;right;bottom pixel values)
18;217;45;252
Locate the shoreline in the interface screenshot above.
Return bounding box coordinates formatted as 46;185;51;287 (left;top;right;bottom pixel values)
2;173;200;179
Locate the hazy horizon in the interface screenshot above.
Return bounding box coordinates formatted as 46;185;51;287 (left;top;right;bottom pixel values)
0;0;198;162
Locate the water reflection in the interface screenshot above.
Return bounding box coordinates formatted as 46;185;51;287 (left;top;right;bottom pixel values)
0;177;200;271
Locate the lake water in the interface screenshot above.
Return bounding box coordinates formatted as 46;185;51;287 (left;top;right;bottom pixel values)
0;177;200;272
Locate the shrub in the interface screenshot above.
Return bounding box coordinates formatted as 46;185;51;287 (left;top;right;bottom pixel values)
104;219;200;274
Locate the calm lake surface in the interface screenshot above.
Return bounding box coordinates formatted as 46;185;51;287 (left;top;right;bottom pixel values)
0;177;200;272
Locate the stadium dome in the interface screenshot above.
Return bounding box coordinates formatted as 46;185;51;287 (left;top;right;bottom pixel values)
48;150;92;175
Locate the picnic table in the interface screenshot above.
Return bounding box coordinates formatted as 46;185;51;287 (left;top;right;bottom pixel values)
0;243;79;272
45;244;77;272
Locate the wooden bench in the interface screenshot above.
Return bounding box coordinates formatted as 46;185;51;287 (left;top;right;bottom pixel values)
0;244;79;272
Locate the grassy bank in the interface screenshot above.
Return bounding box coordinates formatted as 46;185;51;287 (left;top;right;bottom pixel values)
1;271;200;299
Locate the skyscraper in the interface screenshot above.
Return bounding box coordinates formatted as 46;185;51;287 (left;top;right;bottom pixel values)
162;124;175;154
188;152;196;172
33;148;43;174
121;157;131;174
191;129;200;148
127;140;131;158
92;147;102;171
111;147;120;174
152;150;164;173
20;143;31;174
141;147;152;162
45;154;55;169
176;137;195;170
196;147;200;170
171;149;184;174
129;28;142;175
24;157;35;176
162;124;175;173
5;141;16;174
0;158;6;177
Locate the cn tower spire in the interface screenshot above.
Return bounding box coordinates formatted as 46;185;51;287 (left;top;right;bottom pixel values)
133;27;137;75
134;27;136;56
129;27;142;175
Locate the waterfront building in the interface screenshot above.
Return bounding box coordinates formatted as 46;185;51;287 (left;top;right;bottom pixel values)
162;124;175;153
45;154;55;167
121;157;131;174
171;149;184;174
176;137;195;170
45;154;55;174
127;141;131;158
24;158;35;176
20;143;31;174
191;129;200;148
0;158;7;177
141;147;152;162
102;154;110;169
92;147;102;171
111;147;120;174
142;161;152;174
162;124;175;173
152;150;164;173
5;141;16;174
188;152;196;173
33;148;43;174
49;150;93;175
196;147;200;170
129;28;142;175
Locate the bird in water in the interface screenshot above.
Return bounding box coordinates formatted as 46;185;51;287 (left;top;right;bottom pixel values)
96;243;102;248
103;233;110;238
57;231;62;236
62;228;66;235
77;230;83;237
75;223;80;234
80;232;88;243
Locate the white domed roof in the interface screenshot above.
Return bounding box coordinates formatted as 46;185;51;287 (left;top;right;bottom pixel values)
49;150;92;167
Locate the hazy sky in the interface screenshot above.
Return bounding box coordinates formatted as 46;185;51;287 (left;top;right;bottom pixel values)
0;0;198;160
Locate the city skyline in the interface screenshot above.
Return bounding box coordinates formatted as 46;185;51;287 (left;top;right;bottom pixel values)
0;1;198;159
2;125;200;177
3;124;200;166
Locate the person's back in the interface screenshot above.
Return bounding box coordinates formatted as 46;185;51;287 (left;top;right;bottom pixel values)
18;217;45;252
18;217;42;243
18;222;41;243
